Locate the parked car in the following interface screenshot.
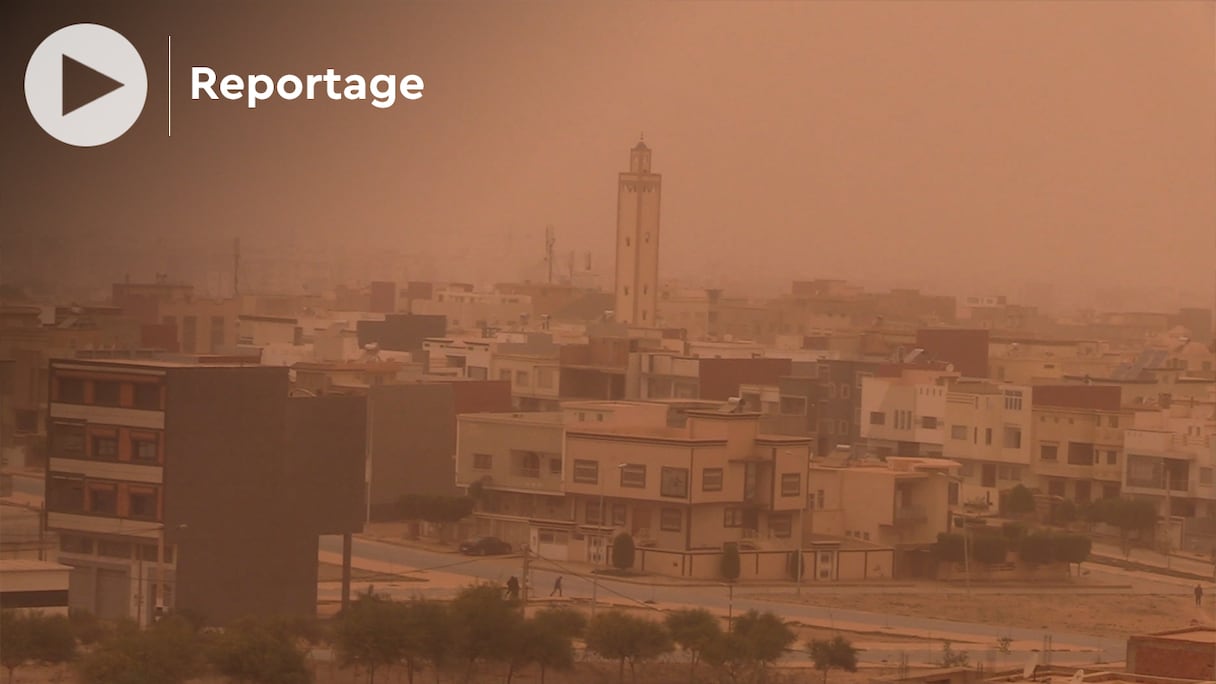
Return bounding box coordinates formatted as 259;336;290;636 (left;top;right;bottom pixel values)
459;536;514;556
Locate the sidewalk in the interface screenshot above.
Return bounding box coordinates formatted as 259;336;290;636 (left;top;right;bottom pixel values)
1090;540;1214;583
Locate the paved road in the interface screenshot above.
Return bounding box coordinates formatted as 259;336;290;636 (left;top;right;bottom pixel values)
320;535;1128;666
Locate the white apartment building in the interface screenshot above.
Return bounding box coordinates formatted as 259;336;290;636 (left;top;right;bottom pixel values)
860;367;959;458
942;380;1033;507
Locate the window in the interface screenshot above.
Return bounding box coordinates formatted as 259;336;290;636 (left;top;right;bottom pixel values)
1201;468;1213;486
1106;451;1118;466
869;411;886;425
780;396;807;415
536;368;556;389
769;513;792;538
97;540;131;559
984;428;992;445
499;370;511;382
1003;427;1022;449
515;370;529;387
1108;415;1119;428
210;316;226;351
47;476;84;512
92;435;118;461
1040;444;1058;461
1003;390;1023;411
131;438;159;465
132;383;161;410
60;535;93;555
128;488;159;520
473;453;493;470
572;459;598;484
50;422;85;458
548;458;562;475
517;452;541;478
1067;443;1095;466
182;316;198;353
723;508;743;527
14;409;37;433
620;464;647;488
611;503;627;527
702;468;723;492
585;501;603;525
920;416;938;430
660;508;682;532
57;377;85;403
660;467;689;498
87;484;118;515
950;425;968;440
780;473;801;497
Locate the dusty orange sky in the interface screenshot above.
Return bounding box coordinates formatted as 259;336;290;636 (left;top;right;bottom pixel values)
3;1;1214;309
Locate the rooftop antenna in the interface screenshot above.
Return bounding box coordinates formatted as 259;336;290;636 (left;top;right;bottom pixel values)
233;237;241;297
545;225;556;284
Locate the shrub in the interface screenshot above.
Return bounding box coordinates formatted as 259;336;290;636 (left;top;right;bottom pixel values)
1019;531;1056;565
612;533;635;572
720;543;740;581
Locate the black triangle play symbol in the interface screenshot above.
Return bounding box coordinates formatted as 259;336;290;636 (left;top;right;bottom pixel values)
62;54;124;116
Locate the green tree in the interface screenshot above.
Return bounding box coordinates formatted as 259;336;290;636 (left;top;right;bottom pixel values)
68;610;107;646
448;584;524;683
1052;499;1078;526
1019;531;1056;565
970;533;1008;565
1006;485;1036;517
1087;497;1157;559
77;615;204;684
585;611;673;684
664;608;722;683
612;533;636;572
1054;534;1093;574
332;594;407;684
721;542;741;581
808;635;860;684
399;599;451;684
933;533;966;563
208;616;313;684
703;610;795;684
527;609;586;684
1;610;78;683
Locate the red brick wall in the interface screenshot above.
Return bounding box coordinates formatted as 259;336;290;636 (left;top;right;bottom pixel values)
1128;637;1215;680
915;328;989;378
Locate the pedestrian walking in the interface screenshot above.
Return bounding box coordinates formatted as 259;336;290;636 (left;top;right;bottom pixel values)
506;575;520;601
550;575;563;597
1196;584;1204;607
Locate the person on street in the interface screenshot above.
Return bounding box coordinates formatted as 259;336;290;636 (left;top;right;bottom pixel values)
1196;584;1204;607
550;575;563;597
506;576;520;601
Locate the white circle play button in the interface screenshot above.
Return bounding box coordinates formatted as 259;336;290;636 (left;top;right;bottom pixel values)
24;23;148;147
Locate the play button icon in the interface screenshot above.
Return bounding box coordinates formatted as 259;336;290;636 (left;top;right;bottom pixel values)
25;24;147;147
62;54;126;116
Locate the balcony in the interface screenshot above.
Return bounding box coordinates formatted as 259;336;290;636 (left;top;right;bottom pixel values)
894;504;928;525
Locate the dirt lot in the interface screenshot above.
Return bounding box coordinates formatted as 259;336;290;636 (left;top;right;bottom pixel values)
746;590;1203;640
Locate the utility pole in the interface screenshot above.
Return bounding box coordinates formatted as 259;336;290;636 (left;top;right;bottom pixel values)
520;544;531;615
544;225;555;284
37;502;45;561
963;518;972;595
341;533;353;613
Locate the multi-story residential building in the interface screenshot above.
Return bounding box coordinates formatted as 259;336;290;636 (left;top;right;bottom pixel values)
810;360;881;458
942;379;1033;507
809;457;959;550
1029;385;1128;503
860;366;959;458
410;287;533;334
1124;398;1216;527
456;401;812;579
627;350;791;402
44;358;365;625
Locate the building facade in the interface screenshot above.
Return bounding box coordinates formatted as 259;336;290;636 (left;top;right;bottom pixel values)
614;140;661;326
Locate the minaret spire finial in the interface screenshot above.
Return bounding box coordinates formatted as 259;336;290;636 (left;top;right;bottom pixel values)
640;131;645;142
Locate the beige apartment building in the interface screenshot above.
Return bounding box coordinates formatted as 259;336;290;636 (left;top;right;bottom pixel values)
942;380;1033;508
1029;386;1128;503
455;401;815;579
808;457;958;550
1123;398;1216;549
859;367;959;458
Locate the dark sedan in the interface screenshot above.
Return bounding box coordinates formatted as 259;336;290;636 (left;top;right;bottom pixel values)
458;536;514;556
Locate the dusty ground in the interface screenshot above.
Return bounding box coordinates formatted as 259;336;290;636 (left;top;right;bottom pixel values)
746;590;1202;640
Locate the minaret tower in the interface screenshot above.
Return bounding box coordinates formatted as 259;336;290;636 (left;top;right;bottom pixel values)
614;136;661;326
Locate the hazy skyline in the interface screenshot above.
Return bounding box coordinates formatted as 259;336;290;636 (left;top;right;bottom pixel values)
3;1;1214;309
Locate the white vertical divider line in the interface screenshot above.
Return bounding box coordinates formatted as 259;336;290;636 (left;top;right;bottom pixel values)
167;35;172;137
